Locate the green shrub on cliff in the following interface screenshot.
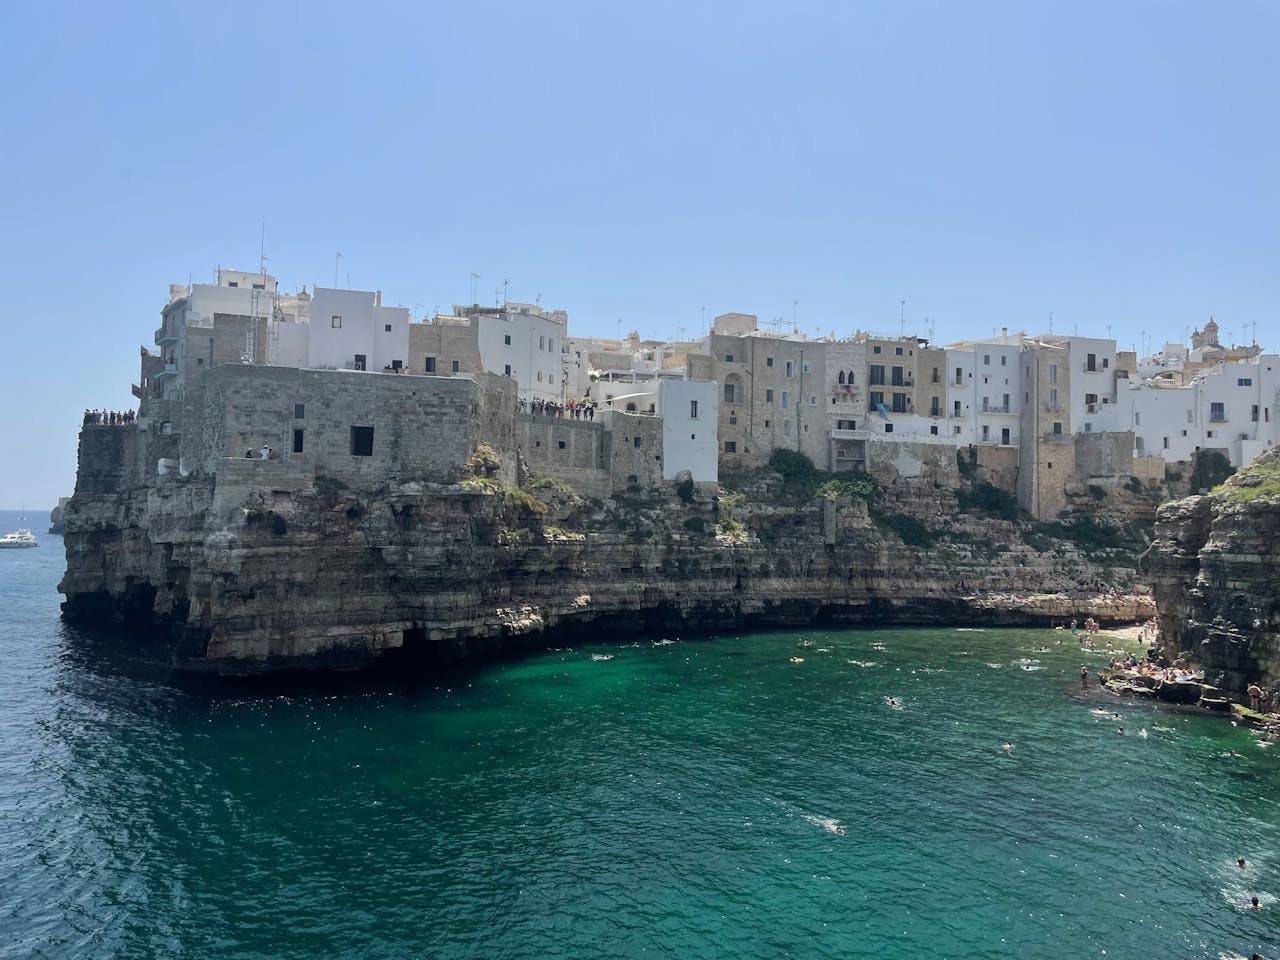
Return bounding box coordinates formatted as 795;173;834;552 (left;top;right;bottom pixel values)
768;449;878;504
1218;455;1280;504
1191;450;1234;493
505;488;548;515
956;481;1020;520
873;510;938;547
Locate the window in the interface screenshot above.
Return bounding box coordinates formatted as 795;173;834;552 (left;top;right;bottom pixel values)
252;282;264;290
766;357;774;367
870;391;884;408
838;371;846;384
1003;393;1010;410
1252;404;1260;422
354;354;366;371
228;281;238;288
331;315;342;328
885;423;894;433
452;360;460;373
873;345;881;354
1210;402;1226;422
786;361;794;377
1187;409;1194;423
784;421;791;436
953;400;961;417
954;367;963;385
1049;364;1057;384
983;354;990;366
558;441;566;449
891;366;904;386
765;389;774;403
954;426;961;435
294;403;305;419
1163;437;1170;449
725;354;734;363
1001;427;1010;445
633;437;641;449
1052;422;1062;435
781;391;789;407
895;347;903;356
764;420;771;428
982;425;990;441
728;414;737;425
690;400;699;419
930;425;939;436
891;393;906;413
870;365;886;386
724;441;737;453
803;362;811;374
1001;355;1007;366
425;357;437;373
350;426;374;456
724;383;735;403
504;364;511;376
537;371;543;382
384;324;392;333
930;398;940;416
846;370;855;385
539;335;545;350
1087;353;1097;372
1102;358;1109;368
1049;388;1058;406
809;395;816;406
931;367;939;383
504;334;511;345
292;428;304;454
1239;378;1254;386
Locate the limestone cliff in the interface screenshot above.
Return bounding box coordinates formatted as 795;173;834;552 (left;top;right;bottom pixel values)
61;430;1156;677
1148;446;1280;697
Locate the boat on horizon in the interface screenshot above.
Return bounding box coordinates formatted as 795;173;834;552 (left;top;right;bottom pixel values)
0;526;38;548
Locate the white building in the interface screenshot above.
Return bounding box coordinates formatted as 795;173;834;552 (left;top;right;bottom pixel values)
943;334;1025;448
658;379;719;482
455;302;567;404
308;287;409;372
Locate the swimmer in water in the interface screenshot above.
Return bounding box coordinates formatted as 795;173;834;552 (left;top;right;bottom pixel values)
1001;742;1014;753
1117;727;1125;735
1246;896;1261;909
1238;857;1248;869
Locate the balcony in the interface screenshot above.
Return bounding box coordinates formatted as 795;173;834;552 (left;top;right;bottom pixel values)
831;428;869;440
1043;401;1064;413
155;326;178;346
981;404;1013;414
157;363;179;378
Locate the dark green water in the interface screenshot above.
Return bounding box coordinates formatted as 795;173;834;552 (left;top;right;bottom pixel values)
2;510;1279;958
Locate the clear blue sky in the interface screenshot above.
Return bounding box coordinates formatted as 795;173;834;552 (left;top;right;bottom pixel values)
1;1;1276;508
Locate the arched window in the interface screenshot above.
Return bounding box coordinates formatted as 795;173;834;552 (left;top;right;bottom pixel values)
847;370;856;385
625;402;637;413
838;370;846;385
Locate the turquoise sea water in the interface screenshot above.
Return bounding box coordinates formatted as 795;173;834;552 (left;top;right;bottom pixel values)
2;508;1279;959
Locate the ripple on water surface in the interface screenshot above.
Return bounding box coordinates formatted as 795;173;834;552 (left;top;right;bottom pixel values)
1;539;1279;959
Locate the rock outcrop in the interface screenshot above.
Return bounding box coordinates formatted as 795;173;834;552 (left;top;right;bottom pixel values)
1147;446;1280;698
60;430;1157;678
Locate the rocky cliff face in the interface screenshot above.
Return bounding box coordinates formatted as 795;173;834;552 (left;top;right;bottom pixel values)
1148;447;1280;697
60;431;1157;678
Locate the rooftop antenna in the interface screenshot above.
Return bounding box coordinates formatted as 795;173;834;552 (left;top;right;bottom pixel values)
334;251;342;288
1048;312;1054;334
793;299;798;333
504;278;510;305
899;299;906;337
345;271;350;290
470;272;479;304
1106;324;1111;340
1073;322;1078;336
259;222;268;275
701;306;706;338
536;292;542;307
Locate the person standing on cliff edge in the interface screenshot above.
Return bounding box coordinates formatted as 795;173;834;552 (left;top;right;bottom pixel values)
1248;682;1264;711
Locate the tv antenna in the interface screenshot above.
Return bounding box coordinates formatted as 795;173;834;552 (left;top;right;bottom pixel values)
334;251;343;288
899;299;906;337
470;272;479;304
259;222;268;274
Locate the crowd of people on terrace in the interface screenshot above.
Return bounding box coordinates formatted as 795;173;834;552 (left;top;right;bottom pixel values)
520;397;597;420
84;409;135;426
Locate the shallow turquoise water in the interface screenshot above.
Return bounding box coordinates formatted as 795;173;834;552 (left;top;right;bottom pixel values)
2;508;1279;958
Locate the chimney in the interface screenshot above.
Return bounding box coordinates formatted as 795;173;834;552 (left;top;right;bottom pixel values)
375;289;382;307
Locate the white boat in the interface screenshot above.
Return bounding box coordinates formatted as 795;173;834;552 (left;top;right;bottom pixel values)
0;527;38;548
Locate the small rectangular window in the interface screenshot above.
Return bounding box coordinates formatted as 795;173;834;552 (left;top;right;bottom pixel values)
558;441;566;449
350;425;374;456
384;324;392;333
504;334;511;345
452;360;460;373
294;403;305;419
1049;364;1058;384
690;400;699;419
1001;355;1007;366
724;383;735;403
766;357;774;367
725;354;734;363
781;391;789;408
332;315;342;328
895;347;903;356
786;361;794;377
633;437;641;448
1239;378;1254;386
1052;422;1062;435
504;364;511;376
724;441;737;453
292;428;304;453
1210;402;1225;422
983;354;990;366
425;357;437;373
873;345;881;354
765;389;774;403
